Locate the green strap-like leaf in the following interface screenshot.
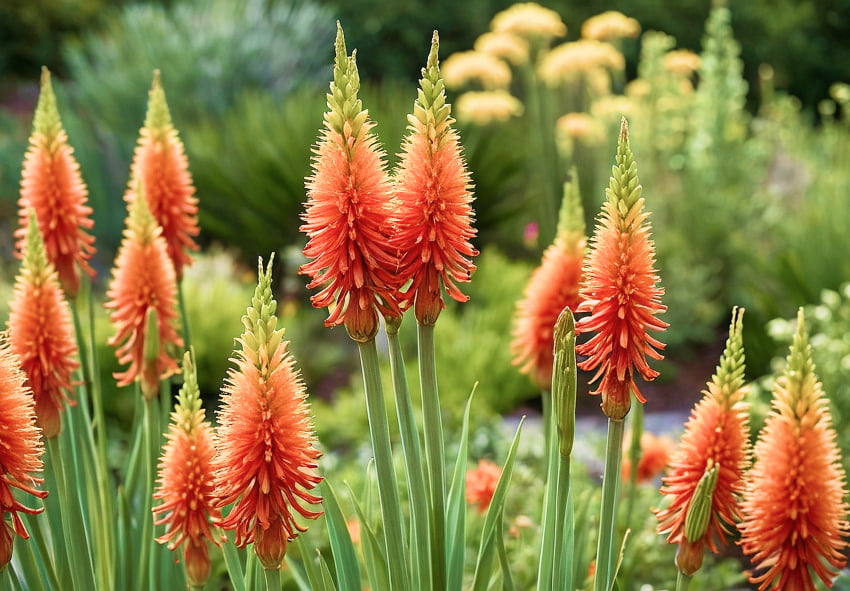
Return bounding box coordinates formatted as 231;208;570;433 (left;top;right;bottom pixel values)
321;480;362;591
446;388;476;590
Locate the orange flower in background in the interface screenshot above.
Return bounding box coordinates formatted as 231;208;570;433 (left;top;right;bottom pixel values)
656;309;751;575
621;431;674;483
105;190;182;399
16;67;95;297
300;25;400;342
153;352;221;588
576;119;667;420
395;32;478;326
466;459;501;513
214;258;322;569
512;176;585;390
739;309;849;591
126;70;200;280
0;336;47;570
8;213;79;439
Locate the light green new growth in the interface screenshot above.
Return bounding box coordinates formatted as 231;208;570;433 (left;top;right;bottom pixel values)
128;181;159;244
782;308;822;411
408;31;454;151
239;255;285;379
22;211;50;286
607;118;644;228
711;307;746;403
684;463;719;543
143;307;160;369
174;350;205;435
325;22;368;143
555;168;585;243
552;307;577;457
34;67;64;140
143;70;174;132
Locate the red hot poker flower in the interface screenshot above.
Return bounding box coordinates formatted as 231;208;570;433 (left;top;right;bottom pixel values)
16;67;96;297
511;174;585;390
153;351;222;587
465;459;502;513
739;309;849;591
300;24;400;342
8;213;79;438
575;119;667;420
394;32;478;326
125;70;200;280
656;308;751;576
105;189;182;399
214;257;322;570
0;335;47;570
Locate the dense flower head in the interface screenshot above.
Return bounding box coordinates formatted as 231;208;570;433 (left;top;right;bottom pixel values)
466;459;502;513
575;119;667;420
474;32;529;66
214;257;322;569
441;50;512;91
490;2;567;39
739;309;849;591
300;24;401;342
581;11;641;41
125;70;200;280
394;32;478;325
622;431;674;483
455;90;524;125
16;67;96;297
511;176;585;389
105;189;183;399
0;335;47;570
539;40;625;85
153;351;222;587
662;50;702;77
656;308;751;575
8;213;79;438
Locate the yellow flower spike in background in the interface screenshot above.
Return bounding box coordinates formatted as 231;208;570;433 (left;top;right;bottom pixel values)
8;212;79;439
576;118;667;421
441;50;512;91
105;184;182;400
214;257;322;571
739;308;849;591
455;90;524;125
153;350;222;588
656;308;751;580
662;50;702;77
539;40;625;86
15;67;96;298
394;31;478;326
581;11;641;42
511;173;585;390
0;335;47;571
125;70;200;281
474;31;529;66
300;22;401;343
490;2;567;40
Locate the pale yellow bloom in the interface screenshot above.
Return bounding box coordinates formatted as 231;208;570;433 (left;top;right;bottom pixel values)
582;11;641;41
556;112;602;141
474;32;529;66
625;79;651;99
592;95;635;120
539;40;624;85
662;50;702;76
456;91;524;125
491;2;567;39
442;51;512;90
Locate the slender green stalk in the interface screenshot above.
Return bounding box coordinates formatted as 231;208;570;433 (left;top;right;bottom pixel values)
357;339;409;591
551;454;572;591
24;513;61;591
137;399;156;591
264;567;282;591
177;279;192;350
536;395;558;591
417;323;446;591
593;418;625;591
46;437;86;591
625;402;644;530
676;571;692;591
386;325;431;591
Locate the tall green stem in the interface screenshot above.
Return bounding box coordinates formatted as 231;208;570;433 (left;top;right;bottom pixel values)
357;339;409;591
177;279;192;350
386;326;431;591
137;399;156;591
593;418;625;591
676;570;692;591
417;323;446;590
263;567;282;591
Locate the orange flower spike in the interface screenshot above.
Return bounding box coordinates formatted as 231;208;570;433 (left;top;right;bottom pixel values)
465;459;502;513
214;257;322;570
575;118;667;420
105;188;182;400
395;31;479;325
739;309;850;591
0;336;47;570
126;70;200;280
8;212;79;438
153;351;222;587
300;24;401;342
656;308;751;575
16;67;96;297
511;173;585;389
